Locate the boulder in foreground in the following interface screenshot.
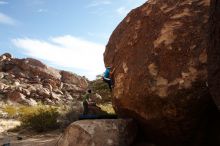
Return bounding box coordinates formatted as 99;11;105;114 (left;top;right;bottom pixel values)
58;119;137;146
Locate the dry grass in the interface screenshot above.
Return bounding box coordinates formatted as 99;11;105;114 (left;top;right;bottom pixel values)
97;103;115;114
2;104;59;132
2;105;18;118
20;106;59;132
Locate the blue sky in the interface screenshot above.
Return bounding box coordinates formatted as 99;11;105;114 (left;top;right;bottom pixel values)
0;0;146;80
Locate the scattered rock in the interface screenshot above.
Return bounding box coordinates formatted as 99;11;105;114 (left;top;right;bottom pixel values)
21;88;31;96
13;81;20;86
51;93;61;101
45;98;54;105
43;83;53;92
53;88;63;95
7;91;26;103
0;83;5;90
37;87;51;98
0;72;4;79
26;98;38;106
62;83;79;92
43;78;59;89
0;129;61;146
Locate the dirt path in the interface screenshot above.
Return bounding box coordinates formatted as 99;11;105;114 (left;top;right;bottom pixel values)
0;118;62;146
0;131;61;146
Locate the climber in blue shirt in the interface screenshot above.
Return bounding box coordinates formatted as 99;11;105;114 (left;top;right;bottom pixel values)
103;66;115;91
104;67;111;78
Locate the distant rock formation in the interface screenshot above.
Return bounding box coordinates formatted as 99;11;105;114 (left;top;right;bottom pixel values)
104;0;216;145
0;53;88;105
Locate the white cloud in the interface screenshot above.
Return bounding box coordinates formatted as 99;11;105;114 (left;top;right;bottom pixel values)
12;35;105;80
116;7;129;16
86;0;111;8
37;9;48;13
0;12;16;25
0;1;8;5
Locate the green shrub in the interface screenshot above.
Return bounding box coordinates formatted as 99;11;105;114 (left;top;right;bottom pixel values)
20;106;59;132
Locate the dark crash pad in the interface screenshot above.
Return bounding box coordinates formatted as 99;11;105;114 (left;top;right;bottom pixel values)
78;114;118;120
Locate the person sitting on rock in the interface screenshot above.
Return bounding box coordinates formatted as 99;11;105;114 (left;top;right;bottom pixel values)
102;66;115;91
82;89;92;115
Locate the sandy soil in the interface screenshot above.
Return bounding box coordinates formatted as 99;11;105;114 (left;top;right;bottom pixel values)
0;119;62;146
0;118;21;133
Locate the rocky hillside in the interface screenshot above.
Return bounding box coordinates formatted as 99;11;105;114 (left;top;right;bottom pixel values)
0;53;88;105
104;0;220;145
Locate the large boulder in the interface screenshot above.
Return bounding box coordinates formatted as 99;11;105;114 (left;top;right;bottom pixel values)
0;53;12;71
60;71;88;89
58;119;137;146
1;53;12;59
7;90;28;104
13;58;61;83
104;0;213;145
208;0;220;110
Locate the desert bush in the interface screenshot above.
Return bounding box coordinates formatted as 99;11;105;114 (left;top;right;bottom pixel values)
18;105;38;116
2;103;45;118
3;105;18;118
20;106;59;132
